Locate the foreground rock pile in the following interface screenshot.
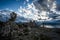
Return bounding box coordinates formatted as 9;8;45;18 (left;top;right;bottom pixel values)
0;21;60;40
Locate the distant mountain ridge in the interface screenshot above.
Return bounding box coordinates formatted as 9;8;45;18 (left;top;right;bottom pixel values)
0;10;30;23
0;10;60;25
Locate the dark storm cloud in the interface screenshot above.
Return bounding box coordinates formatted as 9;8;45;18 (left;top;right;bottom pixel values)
33;0;60;19
33;0;55;11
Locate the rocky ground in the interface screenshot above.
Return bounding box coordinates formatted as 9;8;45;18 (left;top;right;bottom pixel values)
0;21;60;40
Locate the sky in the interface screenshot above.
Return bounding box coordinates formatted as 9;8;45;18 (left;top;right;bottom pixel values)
57;0;60;4
0;0;60;11
0;0;60;20
0;0;33;11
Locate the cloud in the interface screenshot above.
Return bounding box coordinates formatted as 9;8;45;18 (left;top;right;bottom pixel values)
18;0;60;21
26;0;29;2
33;0;60;19
18;2;41;20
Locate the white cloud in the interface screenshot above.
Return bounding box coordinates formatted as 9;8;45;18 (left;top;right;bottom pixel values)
18;2;40;20
18;0;60;21
26;0;29;2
